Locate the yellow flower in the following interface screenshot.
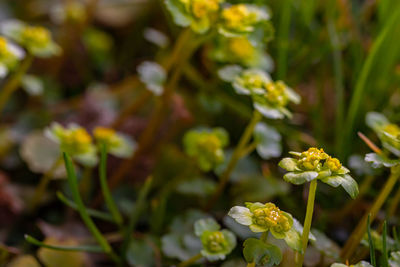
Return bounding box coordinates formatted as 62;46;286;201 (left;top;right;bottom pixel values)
325;157;342;172
221;4;249;30
252;203;291;233
191;0;220;18
228;37;254;60
299;147;328;170
383;123;400;137
0;37;10;58
93;126;122;147
21;26;51;48
61;127;92;154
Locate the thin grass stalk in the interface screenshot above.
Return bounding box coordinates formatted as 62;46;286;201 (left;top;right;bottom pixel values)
341;8;400;156
341;165;400;261
276;0;292;80
367;214;376;266
383;221;389;267
99;143;123;226
63;153;120;264
25;235;103;253
178;253;202;267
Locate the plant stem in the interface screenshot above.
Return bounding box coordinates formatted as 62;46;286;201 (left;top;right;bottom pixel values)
63;153;120;264
341;165;400;261
57;191;114;222
367;214;376;266
25;234;103;253
29;157;63;211
205;111;262;211
100;144;123;226
246;263;256;267
0;54;34;115
296;179;318;267
383;220;389;267
178;253;202;267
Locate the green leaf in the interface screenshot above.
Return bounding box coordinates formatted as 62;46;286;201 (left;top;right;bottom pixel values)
283;171;318;185
340;174;359;199
253;122;282;160
365;153;400;168
366;112;389;131
310;229;340;260
194;218;220;237
389;251;400;267
165;0;191;27
283;227;302;252
126;239;155;267
243;238;282;266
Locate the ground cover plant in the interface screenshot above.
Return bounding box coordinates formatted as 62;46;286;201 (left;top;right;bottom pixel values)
0;0;400;266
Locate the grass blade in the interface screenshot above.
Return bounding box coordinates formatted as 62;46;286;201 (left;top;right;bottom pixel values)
382;221;389;267
25;235;103;253
367;214;376;266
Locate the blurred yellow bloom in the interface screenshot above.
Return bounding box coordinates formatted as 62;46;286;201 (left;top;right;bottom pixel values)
222;4;249;29
325;157;342;172
93;126;136;158
21;26;51;48
192;0;220;18
228;37;254;60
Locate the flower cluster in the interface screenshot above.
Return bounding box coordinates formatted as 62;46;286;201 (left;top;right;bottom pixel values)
45;123;135;166
1;20;61;57
279;147;359;198
183;127;229;171
0;36;24;78
93;127;136;158
165;0;224;33
211;36;273;69
218;65;300;119
228;202;301;251
366;112;400;157
219;4;270;37
194;218;236;261
45;123;98;166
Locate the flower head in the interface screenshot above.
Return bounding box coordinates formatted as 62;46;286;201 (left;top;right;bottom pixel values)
194;218;236;261
183;127;229;171
228;202;301;251
165;0;224;33
218;66;300;119
1;20;61;57
279;147;358;198
45;123;97;166
93;126;136;158
0;36;24;78
219;4;270;37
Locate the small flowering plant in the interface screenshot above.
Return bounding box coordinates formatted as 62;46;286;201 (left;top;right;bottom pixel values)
219;65;300;119
228;202;301;251
165;0;224;34
194;218;236;261
365;112;400;168
45;123;97;167
0;36;25;78
219;4;271;38
93;127;136;158
210;36;273;69
1;20;61;57
183;127;229;171
279;147;358;198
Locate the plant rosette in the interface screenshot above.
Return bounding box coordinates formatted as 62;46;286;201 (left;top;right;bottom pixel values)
331;262;373;267
218;65;300;119
194;218;236;261
45;123;98;167
279;147;359;199
218;4;271;39
165;0;224;34
228;202;302;252
1;20;61;58
183;127;229;172
93;127;136;158
0;36;25;78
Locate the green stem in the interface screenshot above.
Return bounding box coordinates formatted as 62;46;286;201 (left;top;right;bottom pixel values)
29;157;63;211
367;214;376;266
297;179;318;267
57;191;114;222
276;0;292;80
178;253;202;267
383;221;389;267
100;143;123;226
205;111;262;211
63;153;120;264
25;235;103;253
0;54;34;115
341;165;400;261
